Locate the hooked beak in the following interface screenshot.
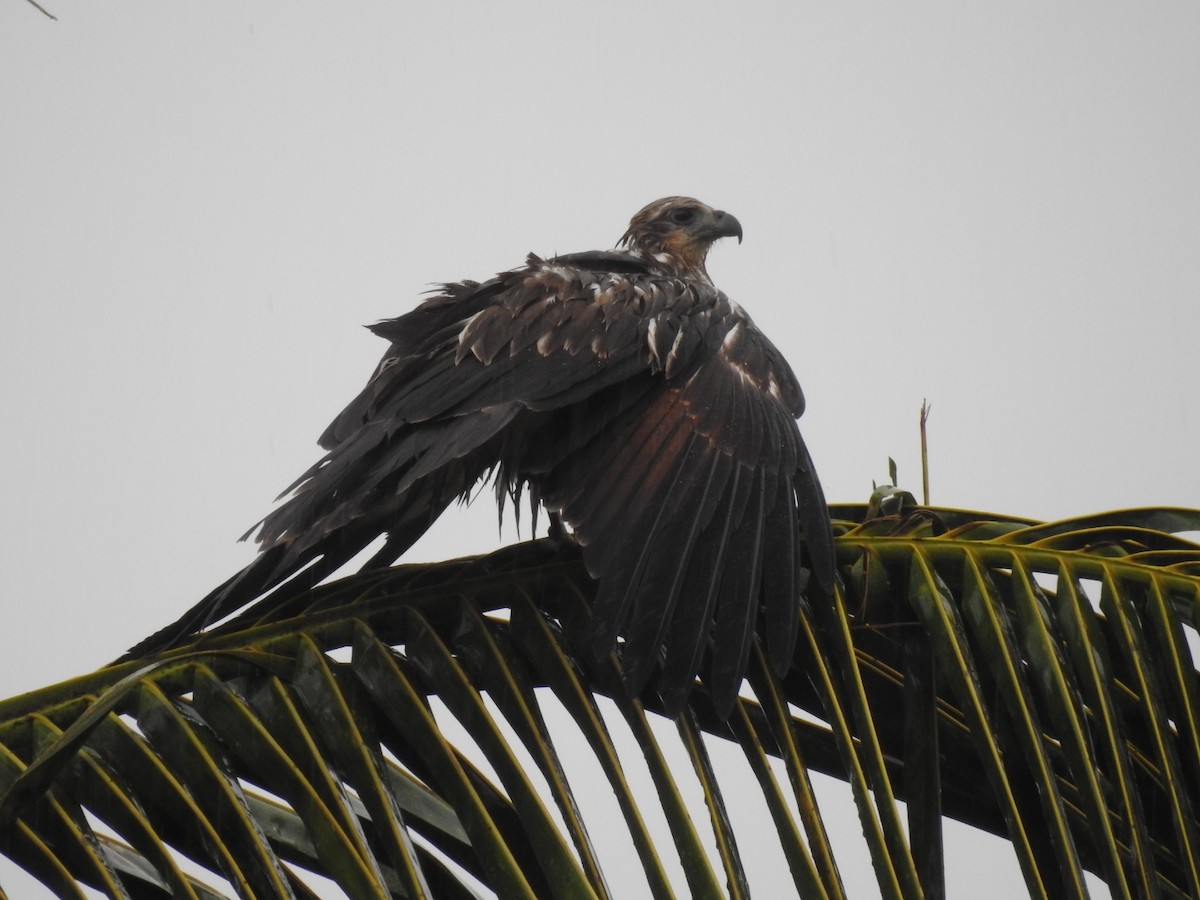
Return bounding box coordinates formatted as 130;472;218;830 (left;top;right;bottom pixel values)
706;209;743;244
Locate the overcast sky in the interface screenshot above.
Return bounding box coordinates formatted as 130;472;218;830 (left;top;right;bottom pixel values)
3;3;1198;897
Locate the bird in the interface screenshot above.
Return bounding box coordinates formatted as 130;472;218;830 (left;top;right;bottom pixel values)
121;197;835;716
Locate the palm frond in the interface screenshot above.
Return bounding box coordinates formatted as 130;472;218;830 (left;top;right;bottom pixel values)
2;507;1199;897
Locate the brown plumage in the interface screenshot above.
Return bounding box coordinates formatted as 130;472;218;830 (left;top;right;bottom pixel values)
123;197;834;717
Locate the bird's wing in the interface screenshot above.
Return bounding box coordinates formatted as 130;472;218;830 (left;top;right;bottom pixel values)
118;253;718;658
119;250;834;714
257;255;719;552
532;300;834;716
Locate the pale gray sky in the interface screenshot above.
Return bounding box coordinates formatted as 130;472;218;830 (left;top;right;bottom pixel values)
2;3;1198;897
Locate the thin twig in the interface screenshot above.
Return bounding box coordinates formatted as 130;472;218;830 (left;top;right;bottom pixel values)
24;0;57;20
919;400;931;506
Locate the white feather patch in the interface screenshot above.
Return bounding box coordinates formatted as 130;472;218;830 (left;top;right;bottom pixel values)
665;325;688;375
720;321;746;352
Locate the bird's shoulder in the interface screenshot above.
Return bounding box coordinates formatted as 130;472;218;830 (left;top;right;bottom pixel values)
358;248;805;418
707;297;806;416
369;250;738;370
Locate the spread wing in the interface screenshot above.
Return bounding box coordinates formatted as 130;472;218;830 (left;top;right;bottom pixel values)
534;300;833;714
263;253;718;555
121;250;833;718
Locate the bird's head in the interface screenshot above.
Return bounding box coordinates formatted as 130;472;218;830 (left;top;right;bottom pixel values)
618;197;743;280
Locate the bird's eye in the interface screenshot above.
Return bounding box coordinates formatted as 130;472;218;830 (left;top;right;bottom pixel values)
669;208;697;225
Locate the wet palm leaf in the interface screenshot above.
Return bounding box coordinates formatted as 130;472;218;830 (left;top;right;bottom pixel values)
1;506;1199;897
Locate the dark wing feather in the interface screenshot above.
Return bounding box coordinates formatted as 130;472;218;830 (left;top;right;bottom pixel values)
318;279;508;449
547;249;657;276
531;297;834;712
708;466;768;716
574;391;702;648
651;450;738;713
761;473;801;673
656;457;744;713
621;434;723;664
